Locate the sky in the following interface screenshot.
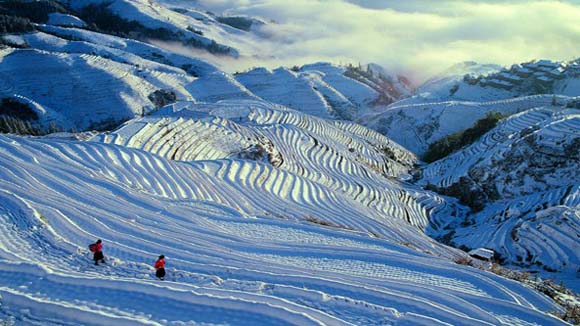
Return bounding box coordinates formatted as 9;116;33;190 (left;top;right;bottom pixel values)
184;0;580;81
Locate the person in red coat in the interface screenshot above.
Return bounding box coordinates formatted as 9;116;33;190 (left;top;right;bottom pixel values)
89;239;105;265
154;255;166;280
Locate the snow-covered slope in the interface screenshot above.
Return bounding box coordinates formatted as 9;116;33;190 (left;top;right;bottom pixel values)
366;63;414;99
416;61;502;99
421;106;580;283
0;126;568;325
65;0;258;57
0;47;195;130
234;63;411;121
1;26;409;134
0;24;265;132
92;101;435;232
358;95;569;156
0;2;578;323
32;25;220;76
416;59;580;103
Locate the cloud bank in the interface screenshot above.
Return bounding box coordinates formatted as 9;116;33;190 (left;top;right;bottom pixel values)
186;0;580;81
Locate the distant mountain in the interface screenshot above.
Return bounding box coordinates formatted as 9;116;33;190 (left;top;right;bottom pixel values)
357;95;570;156
359;59;580;157
234;63;412;121
416;61;502;99
416;59;580;102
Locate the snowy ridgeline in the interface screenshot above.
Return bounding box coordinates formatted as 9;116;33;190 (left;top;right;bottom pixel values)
0;101;571;325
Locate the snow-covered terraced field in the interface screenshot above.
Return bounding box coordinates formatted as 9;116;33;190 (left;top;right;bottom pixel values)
360;95;572;155
0;133;569;325
235;67;337;119
0;2;578;322
35;25;219;77
67;0;249;57
452;189;580;277
421;106;580;282
421;107;580;195
94;101;444;233
0;47;196;130
235;64;380;120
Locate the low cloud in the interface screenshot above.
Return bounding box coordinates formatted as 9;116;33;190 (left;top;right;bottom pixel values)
173;0;580;81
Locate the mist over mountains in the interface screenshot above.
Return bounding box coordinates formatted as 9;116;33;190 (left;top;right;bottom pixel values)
182;0;580;80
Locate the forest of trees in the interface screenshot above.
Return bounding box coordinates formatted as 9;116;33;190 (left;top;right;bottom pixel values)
424;112;504;163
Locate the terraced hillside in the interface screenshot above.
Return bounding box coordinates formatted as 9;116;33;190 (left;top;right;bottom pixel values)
93;101;443;232
358;95;572;156
0;1;578;323
66;0;254;56
1;26;399;134
0;47;195;130
414;59;580;102
0;125;569;325
421;106;580;284
234;63;411;121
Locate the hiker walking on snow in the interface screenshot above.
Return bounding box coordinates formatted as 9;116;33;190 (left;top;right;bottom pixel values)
154;255;166;280
89;239;105;265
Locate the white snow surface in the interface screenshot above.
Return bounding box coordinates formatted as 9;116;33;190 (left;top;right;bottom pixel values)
179;61;395;120
0;47;195;130
234;63;405;121
0;2;577;323
65;0;248;57
0;99;569;325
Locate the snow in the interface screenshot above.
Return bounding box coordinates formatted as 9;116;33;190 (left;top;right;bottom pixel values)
357;95;566;156
0;48;194;130
35;25;219;76
47;13;87;28
65;0;276;58
416;61;502;98
0;128;568;325
234;63;386;120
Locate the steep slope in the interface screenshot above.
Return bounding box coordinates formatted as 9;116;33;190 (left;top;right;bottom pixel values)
420;106;580;284
1;27;411;134
0;130;568;325
28;25;220;76
365;58;580;158
66;0;248;56
235;67;339;119
0;25;265;132
366;63;414;99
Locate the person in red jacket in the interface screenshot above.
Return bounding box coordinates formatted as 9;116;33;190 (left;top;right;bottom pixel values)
89;239;105;265
154;255;166;280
